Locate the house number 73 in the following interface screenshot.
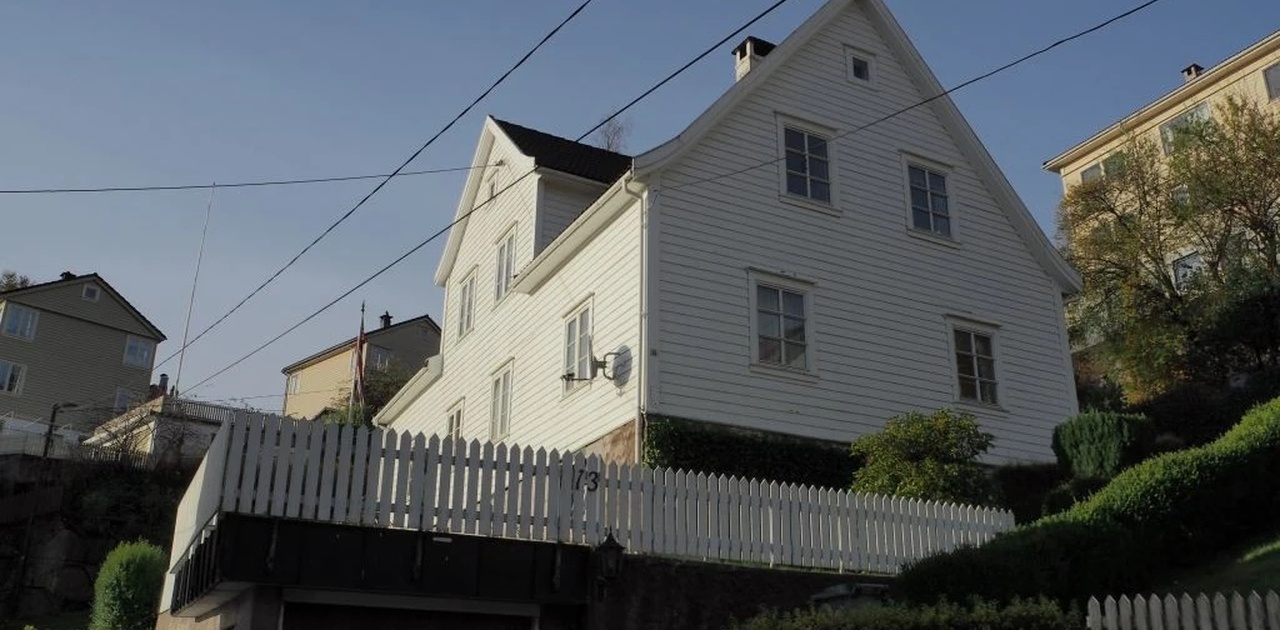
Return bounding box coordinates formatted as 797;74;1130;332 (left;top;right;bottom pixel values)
575;469;600;492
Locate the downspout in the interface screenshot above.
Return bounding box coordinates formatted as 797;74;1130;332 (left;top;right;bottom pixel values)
624;171;649;465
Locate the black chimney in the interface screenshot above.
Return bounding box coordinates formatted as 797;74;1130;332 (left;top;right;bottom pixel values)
159;373;169;395
60;271;76;280
380;311;393;329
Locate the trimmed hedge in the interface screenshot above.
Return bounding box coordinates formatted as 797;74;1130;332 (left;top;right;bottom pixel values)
642;415;859;489
1051;411;1153;480
90;540;167;630
731;598;1080;630
894;396;1280;605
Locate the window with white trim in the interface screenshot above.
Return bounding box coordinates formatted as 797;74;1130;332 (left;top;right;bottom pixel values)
908;164;950;237
845;47;873;82
456;271;476;338
954;328;998;405
124;336;155;369
82;284;101;302
369;347;392;371
1;304;38;340
1160;102;1210;154
495;228;516;302
783;127;831;203
490;364;513;440
0;360;24;395
750;274;813;372
1267;63;1280;101
446;400;464;440
563;303;591;391
287;374;300;395
1173;251;1205;291
114;387;134;412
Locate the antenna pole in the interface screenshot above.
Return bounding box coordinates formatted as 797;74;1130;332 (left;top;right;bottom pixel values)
174;183;216;395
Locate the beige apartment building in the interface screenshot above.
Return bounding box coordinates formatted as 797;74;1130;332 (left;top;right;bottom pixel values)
281;312;440;420
0;272;166;426
1046;29;1280;245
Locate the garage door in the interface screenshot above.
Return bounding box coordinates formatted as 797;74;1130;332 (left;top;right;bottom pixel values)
284;603;533;630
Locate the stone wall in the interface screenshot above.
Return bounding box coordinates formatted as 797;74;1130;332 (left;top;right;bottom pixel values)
580;421;637;464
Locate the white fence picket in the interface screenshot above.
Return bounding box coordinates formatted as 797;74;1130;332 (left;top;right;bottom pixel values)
1087;590;1280;630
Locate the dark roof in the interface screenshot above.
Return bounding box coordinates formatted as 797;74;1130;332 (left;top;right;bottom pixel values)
492;118;632;185
732;36;776;58
281;313;441;374
0;272;166;340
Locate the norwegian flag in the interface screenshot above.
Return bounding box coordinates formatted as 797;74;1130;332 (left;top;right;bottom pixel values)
349;303;367;423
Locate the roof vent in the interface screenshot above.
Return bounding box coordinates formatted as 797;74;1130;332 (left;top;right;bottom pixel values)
1182;63;1204;83
60;271;76;280
733;36;777;82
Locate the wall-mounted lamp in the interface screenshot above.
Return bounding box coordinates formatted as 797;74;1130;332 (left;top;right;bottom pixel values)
594;529;626;601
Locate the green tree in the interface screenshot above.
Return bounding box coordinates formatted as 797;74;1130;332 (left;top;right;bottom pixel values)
0;270;31;292
1059;97;1280;398
850;408;994;505
90;540;166;630
318;364;415;426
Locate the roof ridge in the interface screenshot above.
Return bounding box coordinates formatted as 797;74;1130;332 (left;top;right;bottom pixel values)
491;117;631;160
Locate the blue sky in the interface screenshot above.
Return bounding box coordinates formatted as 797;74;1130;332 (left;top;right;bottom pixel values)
3;0;1277;410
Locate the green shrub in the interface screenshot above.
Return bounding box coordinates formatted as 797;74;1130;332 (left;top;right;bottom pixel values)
1051;411;1153;480
642;415;859;489
894;396;1280;605
850;409;994;505
991;464;1067;524
90;540;167;630
730;598;1080;630
1039;477;1107;518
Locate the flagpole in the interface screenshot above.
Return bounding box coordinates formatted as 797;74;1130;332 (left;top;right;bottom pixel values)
347;302;366;425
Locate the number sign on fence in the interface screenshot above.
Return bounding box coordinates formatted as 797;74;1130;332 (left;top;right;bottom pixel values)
1088;591;1280;630
173;415;1014;575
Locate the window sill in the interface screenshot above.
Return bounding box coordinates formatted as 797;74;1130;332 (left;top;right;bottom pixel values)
779;194;841;216
907;228;961;249
561;380;593;400
955;398;1008;414
749;363;820;384
1;333;35;342
123;363;152;371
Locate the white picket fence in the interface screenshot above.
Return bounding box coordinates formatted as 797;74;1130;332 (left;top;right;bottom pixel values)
1088;591;1280;629
171;415;1012;576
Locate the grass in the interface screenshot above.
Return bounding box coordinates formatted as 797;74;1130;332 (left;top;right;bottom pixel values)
1158;528;1280;595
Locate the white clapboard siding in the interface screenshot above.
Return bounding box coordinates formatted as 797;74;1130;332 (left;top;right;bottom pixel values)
188;417;1013;574
1087;591;1280;630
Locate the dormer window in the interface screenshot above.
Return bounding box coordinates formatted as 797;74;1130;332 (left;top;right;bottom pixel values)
82;284;101;302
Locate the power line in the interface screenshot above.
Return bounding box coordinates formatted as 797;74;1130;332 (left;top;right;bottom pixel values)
667;0;1167;192
182;0;802;395
150;0;598;374
0;164;487;195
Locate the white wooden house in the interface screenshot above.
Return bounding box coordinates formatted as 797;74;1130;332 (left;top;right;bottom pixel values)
378;0;1081;463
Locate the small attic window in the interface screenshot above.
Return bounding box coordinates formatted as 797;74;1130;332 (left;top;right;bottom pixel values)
846;47;874;83
82;284;100;302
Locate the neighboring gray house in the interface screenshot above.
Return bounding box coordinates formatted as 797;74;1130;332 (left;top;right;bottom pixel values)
0;272;166;427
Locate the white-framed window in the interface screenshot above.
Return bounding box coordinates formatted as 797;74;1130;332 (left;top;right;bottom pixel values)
1160;102;1210;154
287;374;300;395
1080;163;1103;184
1264;62;1280;101
1173;251;1205;290
563;302;592;392
781;124;832;204
953;326;998;405
0;304;38;340
490;363;513;440
908;163;951;237
82;284;101;302
494;227;517;302
114;387;134;412
369;347;392;371
446;400;464;440
1081;152;1129;184
456;270;476;339
749;271;814;372
124;335;155;369
0;360;25;395
845;47;873;83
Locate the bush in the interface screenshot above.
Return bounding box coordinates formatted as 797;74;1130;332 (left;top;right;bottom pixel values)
990;464;1067;524
642;415;859;489
1051;411;1153;480
850;409;994;505
1039;477;1107;517
90;540;167;630
731;598;1080;630
894;396;1280;605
